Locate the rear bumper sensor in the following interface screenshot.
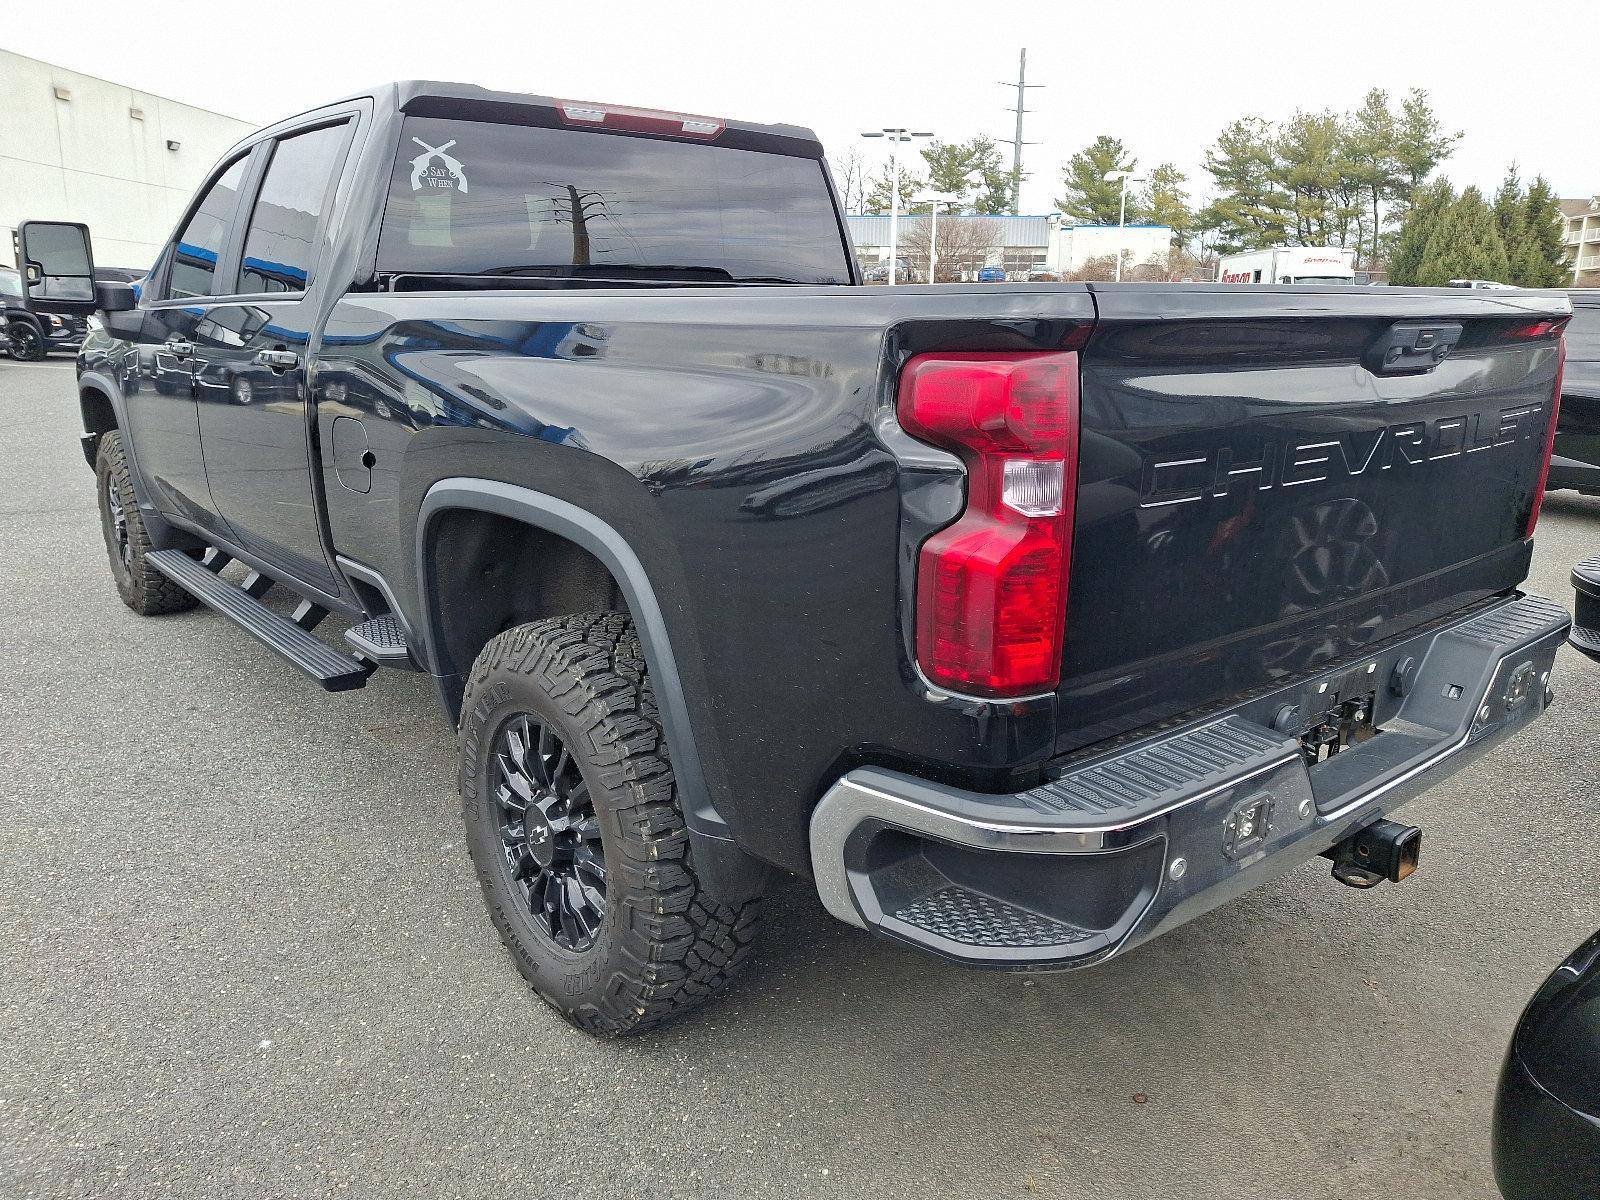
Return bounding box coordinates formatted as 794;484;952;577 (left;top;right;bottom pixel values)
809;593;1570;968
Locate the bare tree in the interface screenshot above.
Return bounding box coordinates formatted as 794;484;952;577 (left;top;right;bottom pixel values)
828;150;867;215
898;216;1002;282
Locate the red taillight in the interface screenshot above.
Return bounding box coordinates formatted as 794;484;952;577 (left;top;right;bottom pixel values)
898;352;1080;697
556;100;725;140
1527;335;1566;538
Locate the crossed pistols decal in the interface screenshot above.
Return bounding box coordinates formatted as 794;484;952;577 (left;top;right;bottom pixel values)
410;138;469;193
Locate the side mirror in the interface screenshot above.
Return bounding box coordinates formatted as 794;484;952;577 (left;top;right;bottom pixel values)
1573;558;1600;662
17;220;98;315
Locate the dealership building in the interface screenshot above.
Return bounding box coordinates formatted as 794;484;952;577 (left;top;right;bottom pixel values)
1;49;257;272
846;213;1174;279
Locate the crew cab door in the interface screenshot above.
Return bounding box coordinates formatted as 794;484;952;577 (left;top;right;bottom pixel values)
194;115;358;594
122;152;253;534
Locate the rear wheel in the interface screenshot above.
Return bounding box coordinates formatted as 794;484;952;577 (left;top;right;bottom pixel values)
95;431;198;616
458;612;760;1036
7;321;45;361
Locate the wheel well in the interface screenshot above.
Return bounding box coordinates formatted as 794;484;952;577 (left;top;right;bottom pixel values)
425;508;626;682
80;385;118;465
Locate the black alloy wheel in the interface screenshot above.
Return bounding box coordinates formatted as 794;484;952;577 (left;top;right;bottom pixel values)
489;713;607;951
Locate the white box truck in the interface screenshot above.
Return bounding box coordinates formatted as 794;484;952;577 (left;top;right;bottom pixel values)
1217;246;1356;285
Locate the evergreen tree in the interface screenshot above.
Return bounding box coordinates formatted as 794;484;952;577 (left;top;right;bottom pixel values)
1342;88;1403;267
1415;187;1510;286
919;136;1007;212
863;163;926;214
1139;163;1192;248
1393;89;1462;195
1056;135;1136;225
1388;179;1455;285
1274;108;1350;246
1196;117;1291;253
1521;176;1570;287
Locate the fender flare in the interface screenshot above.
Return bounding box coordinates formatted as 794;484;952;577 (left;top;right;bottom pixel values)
78;368;190;551
416;478;768;903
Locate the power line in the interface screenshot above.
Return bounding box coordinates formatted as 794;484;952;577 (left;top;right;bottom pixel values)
1000;48;1043;215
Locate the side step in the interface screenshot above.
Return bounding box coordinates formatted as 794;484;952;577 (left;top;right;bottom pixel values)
146;550;372;691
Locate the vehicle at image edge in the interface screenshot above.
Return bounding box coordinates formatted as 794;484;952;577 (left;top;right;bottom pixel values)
18;80;1575;1040
1492;555;1600;1200
1217;245;1357;285
1547;291;1600;495
3;265;89;359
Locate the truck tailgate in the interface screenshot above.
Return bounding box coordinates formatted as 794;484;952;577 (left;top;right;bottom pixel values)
1058;285;1568;755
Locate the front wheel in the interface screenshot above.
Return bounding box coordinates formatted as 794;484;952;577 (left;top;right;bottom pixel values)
458;612;760;1036
7;321;45;361
95;431;198;616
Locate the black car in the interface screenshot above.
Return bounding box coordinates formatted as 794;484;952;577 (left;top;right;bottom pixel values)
1549;291;1600;495
3;266;89;359
1492;558;1600;1200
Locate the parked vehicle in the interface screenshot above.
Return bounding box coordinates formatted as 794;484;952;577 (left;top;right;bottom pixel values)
4;266;89;359
1026;268;1060;282
1449;279;1518;290
19;81;1575;1037
1218;246;1356;285
1548;291;1600;495
863;258;919;285
1493;557;1600;1199
976;264;1006;281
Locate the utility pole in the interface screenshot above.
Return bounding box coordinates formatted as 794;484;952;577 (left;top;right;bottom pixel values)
1001;48;1043;215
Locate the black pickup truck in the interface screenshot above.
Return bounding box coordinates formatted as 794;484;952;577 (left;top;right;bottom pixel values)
18;81;1575;1036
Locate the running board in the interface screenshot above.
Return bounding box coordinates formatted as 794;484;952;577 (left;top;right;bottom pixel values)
145;550;373;691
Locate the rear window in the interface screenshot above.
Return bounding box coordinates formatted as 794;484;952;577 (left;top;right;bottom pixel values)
1568;303;1600;361
376;116;851;285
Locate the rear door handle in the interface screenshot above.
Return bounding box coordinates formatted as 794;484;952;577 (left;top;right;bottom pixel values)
164;338;193;358
255;349;300;371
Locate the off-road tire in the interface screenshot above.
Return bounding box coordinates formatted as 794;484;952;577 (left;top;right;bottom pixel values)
95;431;198;616
458;612;760;1036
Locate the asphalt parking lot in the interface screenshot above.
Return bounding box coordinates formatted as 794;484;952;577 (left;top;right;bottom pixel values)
2;356;1596;1200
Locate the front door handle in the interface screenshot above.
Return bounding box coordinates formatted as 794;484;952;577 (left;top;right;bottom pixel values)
255;348;300;371
164;338;193;358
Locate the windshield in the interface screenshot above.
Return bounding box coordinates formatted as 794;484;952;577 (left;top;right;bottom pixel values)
1290;275;1354;284
0;269;21;299
377;116;852;285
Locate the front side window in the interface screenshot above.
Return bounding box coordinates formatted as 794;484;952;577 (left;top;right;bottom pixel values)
168;156;248;300
238;123;350;294
376;116;851;285
0;269;21;299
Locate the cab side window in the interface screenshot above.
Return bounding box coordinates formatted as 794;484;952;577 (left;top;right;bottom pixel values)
237;123;349;295
167;156;248;300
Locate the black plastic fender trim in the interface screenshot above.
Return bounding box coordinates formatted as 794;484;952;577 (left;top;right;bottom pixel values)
416;478;768;904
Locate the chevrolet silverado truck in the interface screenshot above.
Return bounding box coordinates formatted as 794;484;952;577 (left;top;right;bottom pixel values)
18;81;1575;1037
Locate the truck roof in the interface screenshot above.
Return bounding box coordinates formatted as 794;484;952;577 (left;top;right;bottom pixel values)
287;80;825;161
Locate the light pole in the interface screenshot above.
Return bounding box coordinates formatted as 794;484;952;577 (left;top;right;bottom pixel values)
1102;170;1146;282
862;127;933;285
911;191;959;283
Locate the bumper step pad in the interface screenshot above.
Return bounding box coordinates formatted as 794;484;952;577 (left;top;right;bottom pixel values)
145;550;371;691
344;614;414;668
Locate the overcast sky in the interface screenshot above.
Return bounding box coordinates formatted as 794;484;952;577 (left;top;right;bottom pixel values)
4;0;1592;213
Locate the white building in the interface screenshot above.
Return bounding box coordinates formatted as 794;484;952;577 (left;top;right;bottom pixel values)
1044;222;1173;275
1;48;257;272
1559;196;1600;287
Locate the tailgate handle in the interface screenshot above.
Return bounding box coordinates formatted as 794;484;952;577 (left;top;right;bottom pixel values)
1365;321;1463;375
